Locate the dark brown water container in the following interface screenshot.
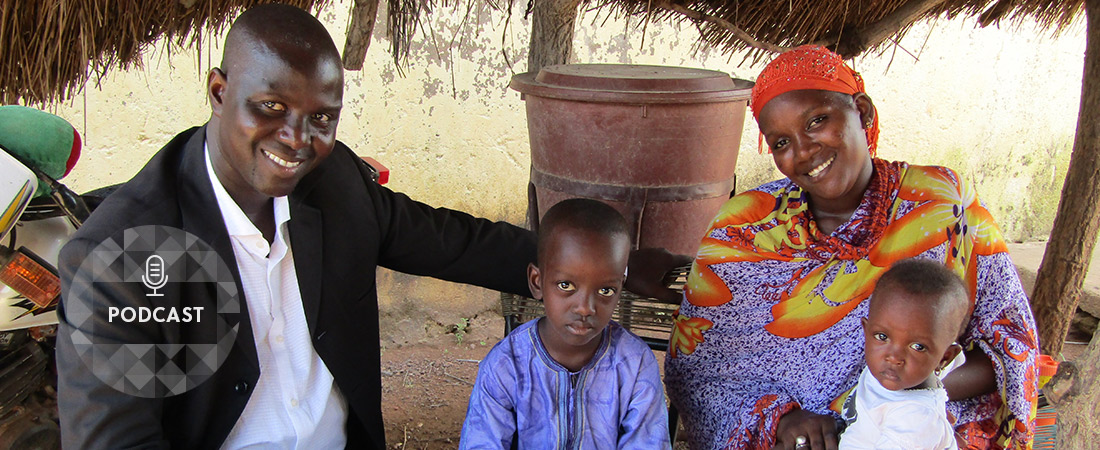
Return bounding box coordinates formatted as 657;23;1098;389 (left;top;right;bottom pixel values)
510;64;753;255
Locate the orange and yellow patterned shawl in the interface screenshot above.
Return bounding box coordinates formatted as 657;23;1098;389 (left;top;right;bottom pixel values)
665;159;1038;450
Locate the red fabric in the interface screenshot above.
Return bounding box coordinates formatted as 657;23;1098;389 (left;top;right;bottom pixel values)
64;127;81;177
750;45;879;156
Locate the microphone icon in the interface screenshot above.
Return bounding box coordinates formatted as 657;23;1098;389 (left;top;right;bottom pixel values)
142;255;168;297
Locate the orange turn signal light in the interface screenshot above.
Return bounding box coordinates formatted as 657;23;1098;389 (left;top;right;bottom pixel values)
0;246;60;309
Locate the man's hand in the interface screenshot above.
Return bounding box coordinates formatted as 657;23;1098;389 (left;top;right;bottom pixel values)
624;248;692;303
772;409;839;450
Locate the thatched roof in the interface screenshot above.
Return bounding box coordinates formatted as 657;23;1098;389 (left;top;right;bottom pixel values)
592;0;1083;61
0;0;325;105
0;0;1084;105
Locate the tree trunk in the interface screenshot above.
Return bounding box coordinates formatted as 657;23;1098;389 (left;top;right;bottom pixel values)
1047;329;1100;446
527;0;582;73
1030;0;1100;356
341;0;381;70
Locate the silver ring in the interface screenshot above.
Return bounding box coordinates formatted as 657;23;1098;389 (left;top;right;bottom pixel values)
794;435;809;448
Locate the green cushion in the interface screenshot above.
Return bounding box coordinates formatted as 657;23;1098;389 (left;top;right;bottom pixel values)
0;105;78;196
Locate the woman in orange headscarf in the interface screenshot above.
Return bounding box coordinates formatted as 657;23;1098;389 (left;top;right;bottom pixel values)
664;45;1038;450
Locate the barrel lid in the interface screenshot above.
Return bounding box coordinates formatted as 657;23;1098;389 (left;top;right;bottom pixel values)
510;64;753;104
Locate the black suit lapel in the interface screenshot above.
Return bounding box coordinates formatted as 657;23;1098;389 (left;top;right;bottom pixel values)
176;126;259;371
288;155;327;336
288;200;323;333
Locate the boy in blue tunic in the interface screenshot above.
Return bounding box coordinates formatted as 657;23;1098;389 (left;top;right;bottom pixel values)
459;198;671;449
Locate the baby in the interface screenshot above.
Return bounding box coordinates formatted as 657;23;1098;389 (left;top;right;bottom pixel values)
839;258;969;450
459;198;670;449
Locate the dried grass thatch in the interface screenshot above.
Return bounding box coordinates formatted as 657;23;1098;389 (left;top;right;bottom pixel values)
0;0;325;105
590;0;1083;61
0;0;482;104
0;0;1084;105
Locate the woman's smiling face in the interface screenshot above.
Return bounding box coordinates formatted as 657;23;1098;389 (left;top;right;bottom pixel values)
757;89;875;217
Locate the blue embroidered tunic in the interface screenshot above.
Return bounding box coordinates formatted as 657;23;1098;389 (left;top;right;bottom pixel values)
459;319;671;449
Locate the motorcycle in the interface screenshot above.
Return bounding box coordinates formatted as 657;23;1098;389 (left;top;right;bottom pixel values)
0;105;95;448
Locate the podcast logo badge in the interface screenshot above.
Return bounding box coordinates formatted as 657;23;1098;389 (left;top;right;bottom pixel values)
65;225;240;398
105;254;206;324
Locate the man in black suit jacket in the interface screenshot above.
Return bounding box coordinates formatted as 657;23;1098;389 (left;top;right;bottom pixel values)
56;4;683;449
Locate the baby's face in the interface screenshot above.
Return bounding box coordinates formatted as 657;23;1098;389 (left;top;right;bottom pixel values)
862;291;959;391
531;228;629;352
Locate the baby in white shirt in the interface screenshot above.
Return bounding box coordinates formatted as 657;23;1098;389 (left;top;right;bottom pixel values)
839;259;969;450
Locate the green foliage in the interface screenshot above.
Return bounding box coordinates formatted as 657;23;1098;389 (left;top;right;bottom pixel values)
451;317;470;345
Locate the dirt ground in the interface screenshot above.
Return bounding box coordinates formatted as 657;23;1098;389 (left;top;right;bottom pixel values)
379;312;506;449
380;336;488;449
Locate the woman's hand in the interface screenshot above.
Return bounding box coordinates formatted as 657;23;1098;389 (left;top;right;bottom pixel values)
942;348;997;401
624;248;692;303
771;409;839;450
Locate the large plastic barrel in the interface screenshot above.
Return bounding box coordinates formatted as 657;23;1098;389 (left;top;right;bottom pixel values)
510;64;753;255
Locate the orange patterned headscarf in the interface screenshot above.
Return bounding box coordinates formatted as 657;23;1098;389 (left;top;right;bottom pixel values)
750;45;879;156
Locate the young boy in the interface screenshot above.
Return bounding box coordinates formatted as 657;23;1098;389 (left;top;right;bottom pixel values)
459;198;671;449
839;258;969;450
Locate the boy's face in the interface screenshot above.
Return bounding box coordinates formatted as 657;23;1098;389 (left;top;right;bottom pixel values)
528;227;629;353
861;290;961;391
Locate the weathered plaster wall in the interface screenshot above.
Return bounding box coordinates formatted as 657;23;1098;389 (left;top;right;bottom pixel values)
46;2;1084;345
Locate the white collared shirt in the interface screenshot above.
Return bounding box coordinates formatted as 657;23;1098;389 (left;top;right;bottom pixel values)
205;145;347;449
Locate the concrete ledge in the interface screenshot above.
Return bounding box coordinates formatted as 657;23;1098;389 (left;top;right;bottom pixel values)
1008;242;1100;319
